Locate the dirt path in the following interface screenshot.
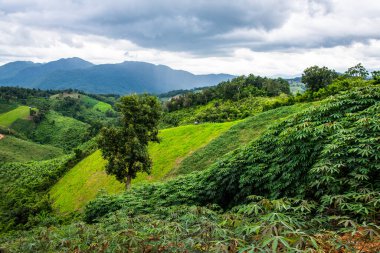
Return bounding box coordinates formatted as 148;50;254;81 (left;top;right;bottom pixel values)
0;134;4;140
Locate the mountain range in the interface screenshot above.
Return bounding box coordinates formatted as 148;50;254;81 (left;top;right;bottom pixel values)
0;58;234;94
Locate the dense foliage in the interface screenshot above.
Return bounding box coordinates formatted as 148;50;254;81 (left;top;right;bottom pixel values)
301;66;338;92
85;86;379;223
171;103;315;176
1;72;380;251
0;138;98;232
2;196;379;252
161;95;294;127
0;157;70;232
165;75;290;112
0;87;118;153
98;94;162;189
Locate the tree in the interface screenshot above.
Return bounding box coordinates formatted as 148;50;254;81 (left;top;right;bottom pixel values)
98;94;161;189
371;70;380;83
301;66;338;92
345;63;369;79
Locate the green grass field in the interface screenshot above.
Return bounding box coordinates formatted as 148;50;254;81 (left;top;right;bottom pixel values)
93;101;113;112
0;135;63;163
50;121;236;213
0;106;30;128
171;102;318;176
80;95;99;107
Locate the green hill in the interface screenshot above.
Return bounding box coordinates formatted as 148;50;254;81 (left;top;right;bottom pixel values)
171;102;316;176
33;111;90;150
84;85;380;220
49;103;317;213
3;86;379;252
50;121;236;213
0;106;30;128
0;135;63;163
0;100;18;114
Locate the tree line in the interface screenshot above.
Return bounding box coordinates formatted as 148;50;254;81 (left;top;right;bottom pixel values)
164;75;291;112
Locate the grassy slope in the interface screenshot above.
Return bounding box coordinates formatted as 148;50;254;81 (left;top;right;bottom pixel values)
33;111;89;150
50;122;236;213
0;135;63;163
171;102;317;176
0;101;18;114
0;106;30;128
93;101;112;112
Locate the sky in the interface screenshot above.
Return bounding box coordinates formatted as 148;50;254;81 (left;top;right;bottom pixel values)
0;0;379;76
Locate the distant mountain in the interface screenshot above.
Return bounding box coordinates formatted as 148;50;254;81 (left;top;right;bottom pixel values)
0;58;234;94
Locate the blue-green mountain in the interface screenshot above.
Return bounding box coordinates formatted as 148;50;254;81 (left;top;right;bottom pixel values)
0;58;233;94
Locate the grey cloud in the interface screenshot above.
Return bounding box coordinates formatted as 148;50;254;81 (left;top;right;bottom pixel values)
0;0;296;54
0;0;380;56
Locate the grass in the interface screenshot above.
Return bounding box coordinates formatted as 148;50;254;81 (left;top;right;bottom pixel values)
93;101;113;112
0;135;63;163
0;106;30;128
33;111;89;150
50;121;236;213
171;102;318;176
80;95;99;108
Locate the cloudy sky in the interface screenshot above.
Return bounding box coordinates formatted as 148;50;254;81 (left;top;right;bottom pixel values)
0;0;379;76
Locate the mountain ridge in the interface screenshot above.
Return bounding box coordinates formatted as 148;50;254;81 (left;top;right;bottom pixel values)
0;58;234;94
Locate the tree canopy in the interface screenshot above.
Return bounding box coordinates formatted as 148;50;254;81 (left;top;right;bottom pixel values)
98;94;161;189
345;63;369;79
301;66;338;92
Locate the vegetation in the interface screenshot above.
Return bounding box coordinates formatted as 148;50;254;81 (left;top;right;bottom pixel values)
301;66;338;92
98;94;162;189
345;63;369;79
33;111;90;150
161;95;293;127
0;136;63;163
171;102;316;176
50;121;235;213
0;100;18;114
1;85;378;252
165;74;290;113
1;65;379;251
0;106;30;128
0;137;98;233
0;156;70;232
83;85;380;220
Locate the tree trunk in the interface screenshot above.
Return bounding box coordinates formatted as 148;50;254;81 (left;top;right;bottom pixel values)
125;174;132;190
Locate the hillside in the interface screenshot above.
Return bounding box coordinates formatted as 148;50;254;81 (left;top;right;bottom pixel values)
171;102;317;176
32;111;90;150
0;105;30;128
50;122;236;213
0;88;117;152
0;136;63;163
0;58;234;94
49;103;316;213
2;85;379;252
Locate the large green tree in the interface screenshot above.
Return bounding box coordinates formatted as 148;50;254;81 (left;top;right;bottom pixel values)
345;63;369;79
372;70;380;84
301;66;338;92
98;94;161;189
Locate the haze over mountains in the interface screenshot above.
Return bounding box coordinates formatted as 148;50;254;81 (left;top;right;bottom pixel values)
0;58;234;94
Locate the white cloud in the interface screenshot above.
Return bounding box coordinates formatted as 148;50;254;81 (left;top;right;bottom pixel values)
0;0;379;76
